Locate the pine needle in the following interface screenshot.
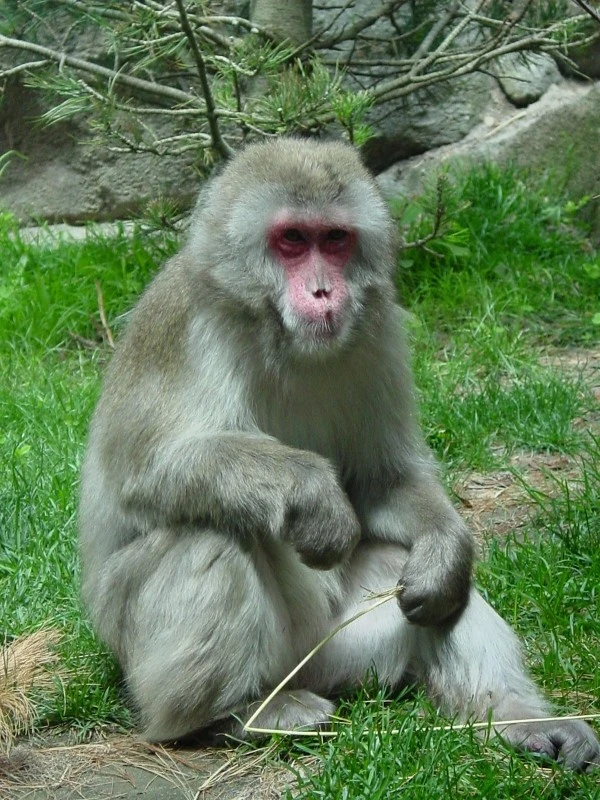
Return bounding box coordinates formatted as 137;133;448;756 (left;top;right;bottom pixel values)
0;629;63;750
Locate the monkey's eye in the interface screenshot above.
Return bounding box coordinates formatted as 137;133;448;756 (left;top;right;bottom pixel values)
326;229;348;242
321;228;354;256
282;229;306;243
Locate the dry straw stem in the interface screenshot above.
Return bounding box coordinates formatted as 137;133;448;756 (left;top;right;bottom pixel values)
244;585;404;737
0;629;63;750
193;739;286;795
243;588;600;740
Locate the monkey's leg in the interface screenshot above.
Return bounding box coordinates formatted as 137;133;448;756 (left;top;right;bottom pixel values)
412;590;600;770
117;531;335;742
300;546;598;770
301;543;416;692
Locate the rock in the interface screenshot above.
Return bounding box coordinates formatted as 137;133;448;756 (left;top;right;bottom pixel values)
0;81;201;224
377;81;600;239
554;7;600;80
495;52;561;107
559;39;600;80
363;73;494;173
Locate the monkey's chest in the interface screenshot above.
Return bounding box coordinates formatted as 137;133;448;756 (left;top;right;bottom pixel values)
254;384;363;468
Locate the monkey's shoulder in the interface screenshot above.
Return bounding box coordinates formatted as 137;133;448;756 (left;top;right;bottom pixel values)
109;256;195;373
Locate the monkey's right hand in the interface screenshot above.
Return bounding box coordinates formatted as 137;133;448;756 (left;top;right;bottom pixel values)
281;459;361;569
118;433;360;567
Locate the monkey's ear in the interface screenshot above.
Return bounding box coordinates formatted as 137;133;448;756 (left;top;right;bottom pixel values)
189;154;234;220
191;186;213;215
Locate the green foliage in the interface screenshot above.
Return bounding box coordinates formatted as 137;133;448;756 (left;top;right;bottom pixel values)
478;445;600;712
0;214;178;730
257;60;341;130
396;163;600;343
5;2;376;158
330;89;374;146
0;220;177;350
287;670;600;798
5;0;596;167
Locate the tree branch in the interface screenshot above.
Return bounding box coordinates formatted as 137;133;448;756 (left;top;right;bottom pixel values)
570;0;600;25
319;0;410;48
399;175;447;250
0;59;49;78
411;1;460;61
0;33;202;107
174;0;234;159
2;0;594;170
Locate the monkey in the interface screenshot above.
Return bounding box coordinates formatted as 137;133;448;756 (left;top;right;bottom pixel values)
79;137;599;770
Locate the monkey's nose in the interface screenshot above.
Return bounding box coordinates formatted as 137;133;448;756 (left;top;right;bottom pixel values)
313;289;331;299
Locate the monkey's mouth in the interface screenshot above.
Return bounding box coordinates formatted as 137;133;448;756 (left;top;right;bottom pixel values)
275;299;348;353
310;311;337;338
298;312;346;348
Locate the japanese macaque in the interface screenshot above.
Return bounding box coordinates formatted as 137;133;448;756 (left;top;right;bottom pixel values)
79;138;599;770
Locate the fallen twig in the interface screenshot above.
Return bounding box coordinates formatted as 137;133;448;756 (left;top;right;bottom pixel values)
95;281;115;349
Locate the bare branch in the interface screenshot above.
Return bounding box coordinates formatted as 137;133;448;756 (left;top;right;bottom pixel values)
411;1;460;61
290;0;355;55
570;0;600;24
174;0;234;159
408;0;487;80
319;0;410;48
0;59;49;78
53;0;130;22
370;33;555;104
0;33;203;108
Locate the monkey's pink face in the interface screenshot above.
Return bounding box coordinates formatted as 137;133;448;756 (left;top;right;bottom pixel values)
268;215;357;346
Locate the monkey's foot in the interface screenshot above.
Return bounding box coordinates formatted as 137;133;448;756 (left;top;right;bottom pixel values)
209;690;335;743
497;719;600;771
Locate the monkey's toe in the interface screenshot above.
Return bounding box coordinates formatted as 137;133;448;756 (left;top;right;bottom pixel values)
500;720;600;771
228;690;335;742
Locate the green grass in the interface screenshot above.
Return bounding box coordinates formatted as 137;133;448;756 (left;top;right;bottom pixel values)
0;217;177;733
0;164;599;795
285;685;596;799
395;163;600;343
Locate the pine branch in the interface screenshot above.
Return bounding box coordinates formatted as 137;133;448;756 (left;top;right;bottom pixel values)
0;33;202;107
570;0;600;24
174;0;234;159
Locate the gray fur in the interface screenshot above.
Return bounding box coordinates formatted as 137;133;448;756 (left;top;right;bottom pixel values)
79;138;599;769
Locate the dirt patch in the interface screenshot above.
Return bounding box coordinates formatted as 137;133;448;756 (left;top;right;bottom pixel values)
453;450;585;540
538;345;600;396
453;345;600;541
541;345;600;431
0;734;299;799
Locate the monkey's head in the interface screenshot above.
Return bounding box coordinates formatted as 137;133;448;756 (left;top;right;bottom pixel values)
187;138;396;358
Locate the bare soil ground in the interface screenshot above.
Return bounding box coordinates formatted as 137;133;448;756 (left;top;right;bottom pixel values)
0;734;299;799
455;346;600;542
1;346;598;800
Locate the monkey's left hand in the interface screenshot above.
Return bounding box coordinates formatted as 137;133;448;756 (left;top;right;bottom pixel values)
398;531;473;627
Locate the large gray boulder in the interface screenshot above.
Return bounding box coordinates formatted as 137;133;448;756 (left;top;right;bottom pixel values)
0;81;200;223
495;53;561;107
377;81;600;239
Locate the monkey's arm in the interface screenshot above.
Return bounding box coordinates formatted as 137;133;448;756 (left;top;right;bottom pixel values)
355;474;474;627
118;430;360;569
348;312;474;626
